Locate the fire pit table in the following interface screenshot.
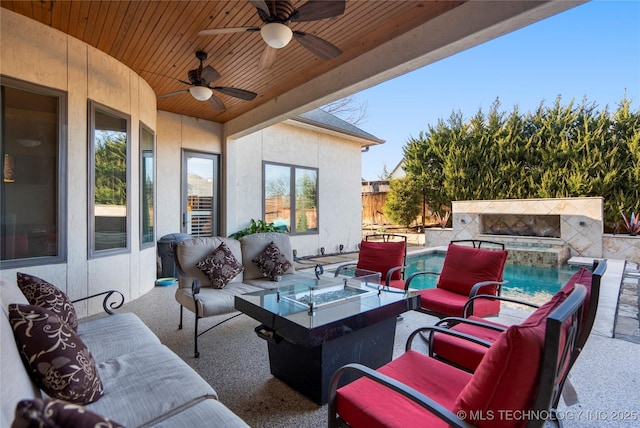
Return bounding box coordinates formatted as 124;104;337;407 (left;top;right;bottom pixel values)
234;271;420;404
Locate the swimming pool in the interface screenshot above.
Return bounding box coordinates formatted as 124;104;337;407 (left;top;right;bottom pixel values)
405;252;579;305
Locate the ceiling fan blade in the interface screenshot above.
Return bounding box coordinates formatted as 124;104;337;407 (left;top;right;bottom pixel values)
212;87;257;101
200;66;221;85
208;94;226;110
249;0;270;15
198;27;259;36
258;46;278;70
291;0;346;22
159;89;189;98
293;31;342;60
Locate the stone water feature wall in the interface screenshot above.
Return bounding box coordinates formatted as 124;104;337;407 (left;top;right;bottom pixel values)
424;197;604;266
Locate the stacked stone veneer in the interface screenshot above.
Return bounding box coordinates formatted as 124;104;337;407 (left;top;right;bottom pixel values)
425;197;605;265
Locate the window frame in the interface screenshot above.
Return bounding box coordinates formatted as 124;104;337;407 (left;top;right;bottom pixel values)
262;161;319;236
139;122;155;249
0;76;67;268
88;100;131;258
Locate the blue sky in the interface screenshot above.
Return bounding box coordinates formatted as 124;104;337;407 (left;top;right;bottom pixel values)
356;1;640;180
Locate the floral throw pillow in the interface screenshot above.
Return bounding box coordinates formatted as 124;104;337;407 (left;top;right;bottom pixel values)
252;241;292;281
17;272;78;331
196;242;244;289
8;304;104;404
12;398;123;428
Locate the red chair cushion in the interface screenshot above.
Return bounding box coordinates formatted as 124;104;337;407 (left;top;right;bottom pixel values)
438;244;508;296
432;319;505;371
336;350;472;428
418;288;501;317
560;267;593;325
357;240;405;281
453;294;567;428
433;290;568;372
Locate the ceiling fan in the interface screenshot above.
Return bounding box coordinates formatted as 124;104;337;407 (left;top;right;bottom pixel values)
198;0;345;69
159;51;257;110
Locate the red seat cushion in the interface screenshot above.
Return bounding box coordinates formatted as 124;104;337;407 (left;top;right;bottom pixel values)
357;240;405;281
336;350;472;428
418;288;501;317
438;243;508;295
453;294;567;428
432;319;505;371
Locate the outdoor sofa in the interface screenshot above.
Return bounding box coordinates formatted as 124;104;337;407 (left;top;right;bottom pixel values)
1;274;249;427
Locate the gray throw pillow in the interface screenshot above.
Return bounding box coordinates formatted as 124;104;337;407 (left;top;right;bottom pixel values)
8;304;103;404
17;272;78;331
196;242;244;288
252;241;292;281
12;398;123;428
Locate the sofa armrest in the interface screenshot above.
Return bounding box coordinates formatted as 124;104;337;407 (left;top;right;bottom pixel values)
72;290;124;315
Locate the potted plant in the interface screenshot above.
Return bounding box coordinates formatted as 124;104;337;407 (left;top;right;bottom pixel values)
620;211;640;236
229;219;285;239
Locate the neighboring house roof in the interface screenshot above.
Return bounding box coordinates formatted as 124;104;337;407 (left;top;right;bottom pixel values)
390;159;406;179
290;108;385;147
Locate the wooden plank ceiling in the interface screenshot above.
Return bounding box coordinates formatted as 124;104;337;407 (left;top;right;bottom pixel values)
1;1;465;123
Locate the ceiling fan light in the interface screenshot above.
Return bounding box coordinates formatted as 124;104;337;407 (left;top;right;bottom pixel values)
189;85;213;101
261;22;293;49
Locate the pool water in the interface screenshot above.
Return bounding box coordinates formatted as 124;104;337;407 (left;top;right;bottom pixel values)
404;252;579;305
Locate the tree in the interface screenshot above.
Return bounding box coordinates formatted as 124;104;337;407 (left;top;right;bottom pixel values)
384;178;421;227
399;95;640;231
322;96;369;126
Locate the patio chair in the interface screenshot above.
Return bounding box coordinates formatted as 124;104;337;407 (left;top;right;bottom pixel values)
334;233;407;289
405;240;508;318
327;283;587;428
426;260;605;399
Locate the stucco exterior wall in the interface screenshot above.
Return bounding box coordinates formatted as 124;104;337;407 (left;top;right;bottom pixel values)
155;111;223;239
228;122;363;257
1;10;157;315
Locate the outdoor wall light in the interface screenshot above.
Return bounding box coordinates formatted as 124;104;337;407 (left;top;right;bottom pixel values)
3;154;15;183
292;249;297;257
579;221;586;226
261;22;293;49
339;244;344;253
320;247;325;255
189;85;213;101
460;218;466;224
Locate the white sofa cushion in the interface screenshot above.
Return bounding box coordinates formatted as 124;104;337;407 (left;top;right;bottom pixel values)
175;282;261;317
86;344;218;427
77;312;161;363
148;397;250;427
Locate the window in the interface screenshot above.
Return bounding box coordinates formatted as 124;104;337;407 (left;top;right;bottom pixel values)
89;102;129;256
264;162;318;234
0;78;66;266
140;124;155;247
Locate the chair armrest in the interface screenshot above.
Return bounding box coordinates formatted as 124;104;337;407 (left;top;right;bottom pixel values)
327;363;473;428
435;316;508;333
385;265;406;286
462;292;539;318
72;290;124;315
334;263;358;277
404;270;439;291
192;278;201;295
466;280;507;316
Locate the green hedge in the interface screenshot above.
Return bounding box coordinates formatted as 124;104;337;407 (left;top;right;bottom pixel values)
400;96;640;231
